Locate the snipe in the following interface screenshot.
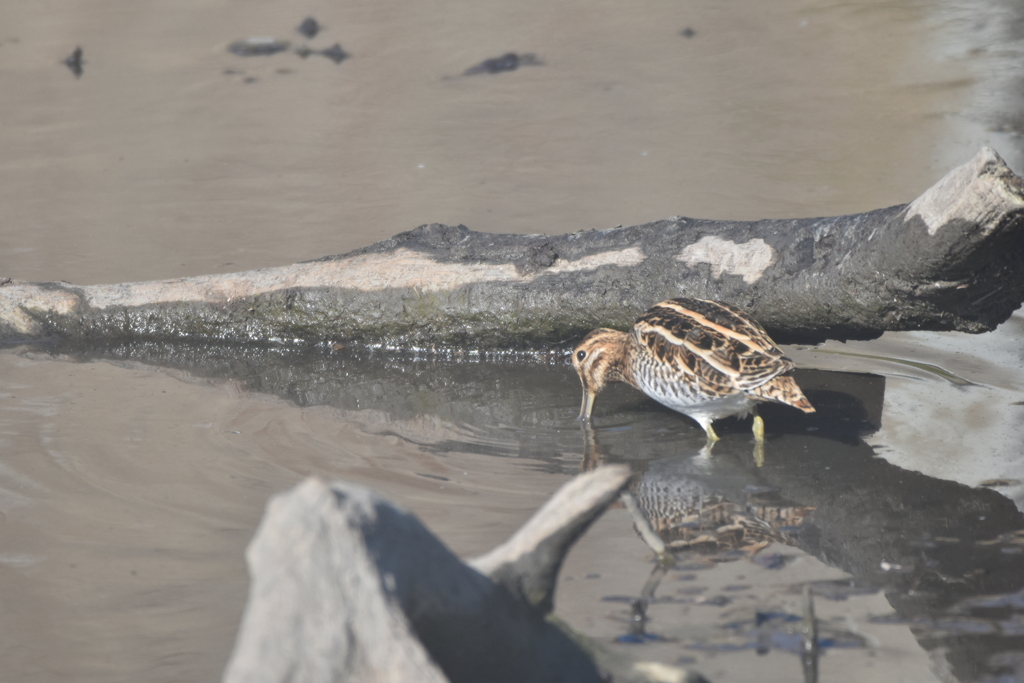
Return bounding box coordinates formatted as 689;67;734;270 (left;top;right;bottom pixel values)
572;298;814;443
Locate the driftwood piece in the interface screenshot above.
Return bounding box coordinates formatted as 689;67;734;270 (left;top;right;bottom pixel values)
222;467;705;683
4;147;1024;348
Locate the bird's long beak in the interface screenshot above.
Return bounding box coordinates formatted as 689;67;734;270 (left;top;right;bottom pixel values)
578;385;596;421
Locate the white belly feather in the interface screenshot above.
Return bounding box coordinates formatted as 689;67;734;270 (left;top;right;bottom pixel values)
635;375;755;428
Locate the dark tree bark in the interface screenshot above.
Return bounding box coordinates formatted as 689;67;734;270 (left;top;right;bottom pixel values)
3;147;1023;348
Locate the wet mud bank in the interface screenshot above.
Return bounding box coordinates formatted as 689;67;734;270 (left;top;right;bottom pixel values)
4;148;1024;349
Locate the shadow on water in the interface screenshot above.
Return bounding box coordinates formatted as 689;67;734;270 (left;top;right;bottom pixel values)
585;391;1024;683
23;339;1024;682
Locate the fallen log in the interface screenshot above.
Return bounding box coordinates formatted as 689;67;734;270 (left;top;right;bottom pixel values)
4;147;1023;348
222;467;708;683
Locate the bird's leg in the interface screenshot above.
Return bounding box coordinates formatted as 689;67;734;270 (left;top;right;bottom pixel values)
753;440;765;468
704;422;720;443
751;407;766;467
697;421;720;454
752;407;765;443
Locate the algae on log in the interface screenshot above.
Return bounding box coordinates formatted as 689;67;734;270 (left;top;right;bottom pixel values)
3;147;1024;349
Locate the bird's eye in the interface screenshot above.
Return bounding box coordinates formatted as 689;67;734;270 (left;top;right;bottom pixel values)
576;350;587;361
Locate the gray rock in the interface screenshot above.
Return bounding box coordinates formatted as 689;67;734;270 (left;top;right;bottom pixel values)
223;467;706;683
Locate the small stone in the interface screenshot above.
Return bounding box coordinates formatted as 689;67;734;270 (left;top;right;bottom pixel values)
228;37;290;57
319;43;350;64
297;17;321;39
64;47;83;78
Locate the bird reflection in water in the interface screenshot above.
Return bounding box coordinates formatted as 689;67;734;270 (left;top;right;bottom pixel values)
580;423;813;556
580;423;821;681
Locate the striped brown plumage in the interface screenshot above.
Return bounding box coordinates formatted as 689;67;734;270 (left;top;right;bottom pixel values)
572;297;814;441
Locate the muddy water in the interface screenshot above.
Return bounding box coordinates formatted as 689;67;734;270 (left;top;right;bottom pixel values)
2;1;1024;682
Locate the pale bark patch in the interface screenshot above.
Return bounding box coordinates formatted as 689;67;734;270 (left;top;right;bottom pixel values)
677;236;777;284
905;146;1024;236
75;247;647;309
